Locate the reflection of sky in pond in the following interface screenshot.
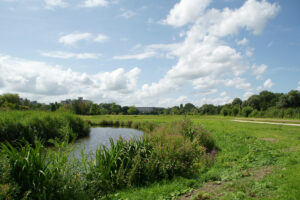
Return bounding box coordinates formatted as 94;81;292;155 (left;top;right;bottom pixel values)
72;127;144;158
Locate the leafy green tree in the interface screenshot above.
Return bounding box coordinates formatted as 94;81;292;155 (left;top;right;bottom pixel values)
246;95;260;110
231;106;239;116
232;98;242;107
127;106;138;115
221;107;231;116
242;106;253;117
184;103;196;113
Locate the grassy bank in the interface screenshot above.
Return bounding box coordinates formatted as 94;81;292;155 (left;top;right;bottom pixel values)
0;111;90;145
80;115;300;200
0;118;215;199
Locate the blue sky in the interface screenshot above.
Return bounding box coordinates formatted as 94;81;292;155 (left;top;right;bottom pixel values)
0;0;299;106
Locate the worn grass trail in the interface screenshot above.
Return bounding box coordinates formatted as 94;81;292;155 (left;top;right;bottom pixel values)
81;115;300;200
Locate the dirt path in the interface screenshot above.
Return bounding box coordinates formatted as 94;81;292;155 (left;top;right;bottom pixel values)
232;119;300;127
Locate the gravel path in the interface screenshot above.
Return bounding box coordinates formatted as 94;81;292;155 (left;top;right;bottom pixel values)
232;120;300;127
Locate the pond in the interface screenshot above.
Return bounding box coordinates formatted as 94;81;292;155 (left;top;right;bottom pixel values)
72;127;144;157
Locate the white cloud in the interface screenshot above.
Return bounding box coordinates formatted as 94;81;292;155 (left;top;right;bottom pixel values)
297;81;300;91
236;38;248;46
58;32;109;46
0;54;140;104
45;0;68;8
99;67;141;92
40;51;100;59
164;0;211;27
245;48;254;57
83;0;108;8
252;64;268;79
264;78;274;89
121;10;136;19
223;77;251;90
243;91;253;100
94;34;109;43
59;33;92;46
220;91;227;97
113;51;156;60
139;0;279;100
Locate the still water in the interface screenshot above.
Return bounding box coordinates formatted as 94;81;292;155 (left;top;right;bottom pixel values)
72;127;144;157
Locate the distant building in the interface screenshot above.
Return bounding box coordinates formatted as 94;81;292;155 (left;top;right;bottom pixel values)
61;99;72;105
136;107;164;114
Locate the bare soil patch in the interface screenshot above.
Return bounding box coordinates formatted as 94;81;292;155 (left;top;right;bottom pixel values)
176;166;273;200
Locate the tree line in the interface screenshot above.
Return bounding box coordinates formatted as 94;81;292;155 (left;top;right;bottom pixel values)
1;90;300;118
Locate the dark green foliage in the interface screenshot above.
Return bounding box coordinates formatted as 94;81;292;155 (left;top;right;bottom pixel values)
242;106;253;117
0;111;90;145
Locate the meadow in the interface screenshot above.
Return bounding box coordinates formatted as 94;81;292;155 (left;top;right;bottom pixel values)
82;115;300;200
1;113;300;199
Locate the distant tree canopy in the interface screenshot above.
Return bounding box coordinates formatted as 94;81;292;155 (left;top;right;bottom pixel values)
1;89;300;118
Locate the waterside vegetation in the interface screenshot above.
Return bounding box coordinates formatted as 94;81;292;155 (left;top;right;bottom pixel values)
0;116;216;200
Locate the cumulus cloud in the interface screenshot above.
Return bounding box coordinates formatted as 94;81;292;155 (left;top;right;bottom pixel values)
83;0;108;8
264;78;274;89
59;33;92;46
164;0;211;27
45;0;68;8
113;51;156;60
236;38;248;46
40;51;101;59
94;34;109;43
138;0;279;100
0;54;140;104
243;91;254;100
121;10;136;19
252;64;268;79
297;81;300;91
58;32;109;46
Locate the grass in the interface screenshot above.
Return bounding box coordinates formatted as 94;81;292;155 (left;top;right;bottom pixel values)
80;115;300;200
0;110;90;145
0;116;215;199
1;114;300;199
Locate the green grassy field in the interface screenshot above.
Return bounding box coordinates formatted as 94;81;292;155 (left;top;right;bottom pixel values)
81;115;300;200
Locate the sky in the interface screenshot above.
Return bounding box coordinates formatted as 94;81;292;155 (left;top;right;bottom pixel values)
0;0;299;107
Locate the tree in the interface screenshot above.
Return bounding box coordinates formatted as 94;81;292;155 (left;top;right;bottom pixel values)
89;104;99;115
242;106;253;117
110;103;122;114
0;93;20;109
258;90;277;110
221;107;231;116
184;103;196;113
246;95;260;110
231;106;239;116
232;98;242;107
199;104;217;115
127;106;138;115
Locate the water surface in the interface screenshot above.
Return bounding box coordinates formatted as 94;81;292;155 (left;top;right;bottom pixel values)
73;127;144;157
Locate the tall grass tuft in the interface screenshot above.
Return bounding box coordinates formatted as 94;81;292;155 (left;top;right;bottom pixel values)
0;140;88;200
85;119;216;197
0;111;90;145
